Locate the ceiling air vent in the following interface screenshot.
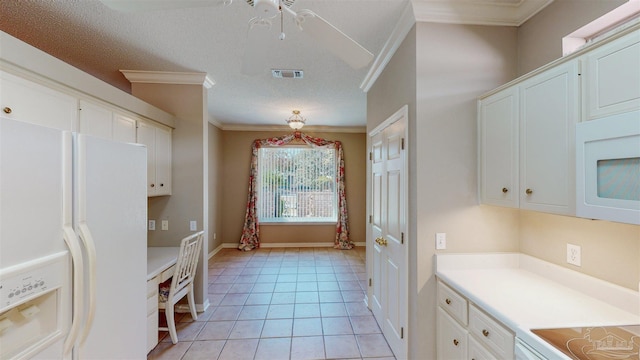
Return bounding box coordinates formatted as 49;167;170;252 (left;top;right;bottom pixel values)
272;69;304;79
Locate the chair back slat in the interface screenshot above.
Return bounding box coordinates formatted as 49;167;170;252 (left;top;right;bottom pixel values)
170;231;204;296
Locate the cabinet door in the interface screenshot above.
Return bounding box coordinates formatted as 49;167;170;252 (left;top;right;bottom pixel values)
519;61;579;215
79;100;113;139
153;126;172;196
113;113;137;144
437;308;468;360
469;336;498;360
479;87;519;207
136;121;158;196
584;29;640;120
0;70;77;131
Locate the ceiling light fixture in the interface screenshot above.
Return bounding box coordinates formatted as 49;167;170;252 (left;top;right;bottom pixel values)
286;110;306;130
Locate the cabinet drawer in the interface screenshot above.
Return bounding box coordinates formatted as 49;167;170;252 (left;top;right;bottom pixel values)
147;294;158;316
469;335;498;360
469;304;514;359
437;308;468;360
146;312;158;353
437;281;468;325
147;276;159;298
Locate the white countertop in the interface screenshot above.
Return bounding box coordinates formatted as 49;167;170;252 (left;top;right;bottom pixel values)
436;253;640;359
147;247;179;281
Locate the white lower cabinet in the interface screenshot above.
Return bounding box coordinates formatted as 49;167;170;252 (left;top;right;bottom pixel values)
438;307;468;360
437;280;514;360
146;276;159;353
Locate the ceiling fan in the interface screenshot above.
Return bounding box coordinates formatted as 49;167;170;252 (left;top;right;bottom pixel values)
99;0;374;75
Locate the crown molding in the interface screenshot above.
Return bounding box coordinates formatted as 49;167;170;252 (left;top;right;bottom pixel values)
119;70;215;88
411;0;554;26
360;1;415;92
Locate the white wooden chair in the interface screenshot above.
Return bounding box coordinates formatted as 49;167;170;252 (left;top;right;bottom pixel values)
158;231;204;344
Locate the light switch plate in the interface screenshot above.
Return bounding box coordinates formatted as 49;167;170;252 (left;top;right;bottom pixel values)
148;220;155;231
190;221;197;231
436;233;446;250
161;220;169;231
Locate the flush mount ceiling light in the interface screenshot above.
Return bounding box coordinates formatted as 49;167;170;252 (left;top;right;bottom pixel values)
286;110;306;130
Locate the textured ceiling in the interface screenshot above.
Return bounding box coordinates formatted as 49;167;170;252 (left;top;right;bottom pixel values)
0;0;550;128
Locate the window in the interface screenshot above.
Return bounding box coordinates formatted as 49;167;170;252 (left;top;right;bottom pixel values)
257;146;337;223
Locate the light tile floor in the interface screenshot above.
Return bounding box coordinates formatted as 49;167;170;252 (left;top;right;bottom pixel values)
148;246;396;360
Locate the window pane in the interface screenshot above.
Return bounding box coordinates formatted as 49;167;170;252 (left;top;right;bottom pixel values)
258;146;337;223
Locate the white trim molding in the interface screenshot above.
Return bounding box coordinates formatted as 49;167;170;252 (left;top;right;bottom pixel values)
411;0;554;26
220;124;366;133
360;1;415;93
215;242;366;250
120;70;215;88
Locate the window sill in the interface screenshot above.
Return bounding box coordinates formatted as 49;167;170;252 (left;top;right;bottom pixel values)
260;221;337;226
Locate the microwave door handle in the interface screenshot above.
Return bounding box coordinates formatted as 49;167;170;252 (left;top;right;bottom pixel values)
76;222;97;346
62;226;84;357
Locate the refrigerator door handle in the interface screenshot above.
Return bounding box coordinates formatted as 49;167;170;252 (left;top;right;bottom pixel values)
77;222;97;346
62;226;84;357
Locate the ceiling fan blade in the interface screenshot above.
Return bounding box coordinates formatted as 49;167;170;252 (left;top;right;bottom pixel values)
100;0;229;12
293;9;373;70
241;17;273;75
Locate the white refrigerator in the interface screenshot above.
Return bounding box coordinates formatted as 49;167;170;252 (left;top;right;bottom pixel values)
0;118;147;359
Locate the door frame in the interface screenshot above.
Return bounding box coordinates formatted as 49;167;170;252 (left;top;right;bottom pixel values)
366;104;409;359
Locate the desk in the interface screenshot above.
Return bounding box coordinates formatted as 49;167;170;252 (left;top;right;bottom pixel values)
147;247;180;281
146;247;179;353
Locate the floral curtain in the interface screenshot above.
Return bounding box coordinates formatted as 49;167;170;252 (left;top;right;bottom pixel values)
239;131;352;251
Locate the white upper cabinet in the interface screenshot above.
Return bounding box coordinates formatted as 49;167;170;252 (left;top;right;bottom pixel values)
137;121;172;197
79;100;138;143
0;70;78;131
519;61;579;215
583;29;640;120
79;99;114;138
113;113;137;143
478;87;519;208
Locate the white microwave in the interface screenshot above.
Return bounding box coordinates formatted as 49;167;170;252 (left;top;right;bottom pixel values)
576;110;640;225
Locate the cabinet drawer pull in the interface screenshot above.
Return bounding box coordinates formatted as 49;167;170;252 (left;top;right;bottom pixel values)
502;187;508;193
482;329;490;337
445;298;451;305
151;184;155;188
160;183;164;187
3;107;11;114
525;188;533;195
453;339;459;346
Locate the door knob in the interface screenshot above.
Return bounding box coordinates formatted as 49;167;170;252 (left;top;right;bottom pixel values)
525;188;533;195
3;107;12;114
502;187;508;193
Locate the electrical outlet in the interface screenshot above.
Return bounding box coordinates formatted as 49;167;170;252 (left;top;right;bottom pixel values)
161;220;169;231
436;233;447;250
567;243;581;267
213;233;217;240
190;220;197;231
148;220;155;231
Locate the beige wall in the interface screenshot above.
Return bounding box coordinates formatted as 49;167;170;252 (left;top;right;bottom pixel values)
367;21;519;359
129;82;210;306
221;130;367;247
516;0;640;290
517;0;625;75
208;122;224;254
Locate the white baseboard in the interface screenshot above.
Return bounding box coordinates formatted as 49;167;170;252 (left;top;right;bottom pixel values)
210;242;366;256
175;298;210;314
208;243;226;260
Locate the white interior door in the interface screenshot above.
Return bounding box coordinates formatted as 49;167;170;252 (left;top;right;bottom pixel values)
369;106;408;359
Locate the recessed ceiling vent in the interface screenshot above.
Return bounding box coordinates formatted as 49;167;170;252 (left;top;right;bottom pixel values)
272;69;304;79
